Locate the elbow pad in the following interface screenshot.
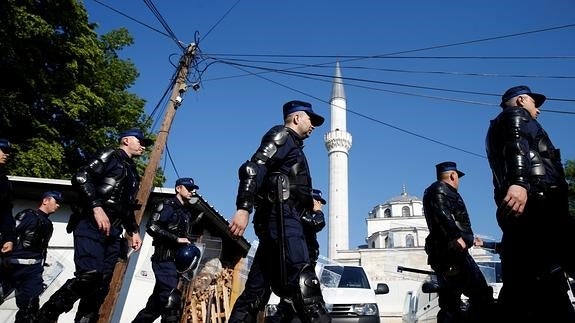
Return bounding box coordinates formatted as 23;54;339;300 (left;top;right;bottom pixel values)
236;161;258;212
502;111;530;188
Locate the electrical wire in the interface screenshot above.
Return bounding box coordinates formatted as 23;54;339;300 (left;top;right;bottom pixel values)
89;0;172;38
201;0;242;42
142;0;186;51
205;56;575;79
218;60;488;159
165;144;180;178
210;58;575;112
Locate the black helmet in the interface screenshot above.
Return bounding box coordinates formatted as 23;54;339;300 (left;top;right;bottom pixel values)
175;244;201;274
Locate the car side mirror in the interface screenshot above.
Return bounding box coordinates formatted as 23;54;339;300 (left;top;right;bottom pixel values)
375;283;389;295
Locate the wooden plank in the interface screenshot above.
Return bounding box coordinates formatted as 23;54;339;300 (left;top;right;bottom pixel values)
214;283;221;323
222;279;231;320
229;258;246;310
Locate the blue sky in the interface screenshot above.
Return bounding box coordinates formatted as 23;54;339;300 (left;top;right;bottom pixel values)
84;0;575;250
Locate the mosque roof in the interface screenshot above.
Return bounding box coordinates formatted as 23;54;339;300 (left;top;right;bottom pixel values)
385;185;421;204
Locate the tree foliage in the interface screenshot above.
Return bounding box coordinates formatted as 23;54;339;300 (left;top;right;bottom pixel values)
0;0;164;185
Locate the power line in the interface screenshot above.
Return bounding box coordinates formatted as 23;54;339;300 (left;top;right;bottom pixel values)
208;54;575;60
209;23;575;65
207;58;575;110
218;60;487;159
201;0;242;42
142;0;186;51
206;57;575;79
89;0;171;38
165;143;180;178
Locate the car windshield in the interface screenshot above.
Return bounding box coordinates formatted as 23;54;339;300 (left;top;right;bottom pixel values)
320;265;371;289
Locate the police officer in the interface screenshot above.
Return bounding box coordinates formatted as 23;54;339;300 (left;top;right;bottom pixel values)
132;177;200;323
37;128;151;323
486;86;575;322
228;188;327;323
8;191;62;322
423;161;493;323
228;100;330;323
0;139;16;302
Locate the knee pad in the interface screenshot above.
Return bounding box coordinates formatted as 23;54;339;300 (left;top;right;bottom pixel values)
293;265;330;323
39;271;103;320
76;270;104;289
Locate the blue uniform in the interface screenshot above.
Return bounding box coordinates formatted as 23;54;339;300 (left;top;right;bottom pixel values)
8;208;53;322
229;125;329;323
423;181;493;323
38;148;140;323
133;197;195;323
486;106;575;322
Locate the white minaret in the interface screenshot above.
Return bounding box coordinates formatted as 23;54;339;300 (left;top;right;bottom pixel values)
324;62;352;260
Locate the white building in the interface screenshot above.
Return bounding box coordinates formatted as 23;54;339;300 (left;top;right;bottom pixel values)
0;176;249;323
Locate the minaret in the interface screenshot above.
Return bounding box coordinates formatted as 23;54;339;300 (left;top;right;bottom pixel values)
324;62;352;260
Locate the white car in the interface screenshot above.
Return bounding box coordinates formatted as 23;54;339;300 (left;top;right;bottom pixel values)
265;264;389;323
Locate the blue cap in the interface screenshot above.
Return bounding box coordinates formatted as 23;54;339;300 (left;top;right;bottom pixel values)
176;177;199;190
42;191;64;203
500;85;546;108
312;189;327;205
435;161;465;178
0;139;13;153
283;100;325;127
118;128;154;146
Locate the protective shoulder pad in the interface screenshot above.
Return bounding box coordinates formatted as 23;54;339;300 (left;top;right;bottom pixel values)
14;208;34;222
262;125;289;146
252;126;289;164
435;181;448;195
95;148;116;163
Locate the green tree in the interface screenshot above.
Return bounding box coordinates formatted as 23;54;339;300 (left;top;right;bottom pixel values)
0;0;164;185
566;160;575;216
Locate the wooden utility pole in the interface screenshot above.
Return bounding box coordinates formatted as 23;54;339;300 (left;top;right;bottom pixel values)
98;43;197;323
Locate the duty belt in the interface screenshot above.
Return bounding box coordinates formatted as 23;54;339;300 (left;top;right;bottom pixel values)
8;258;43;265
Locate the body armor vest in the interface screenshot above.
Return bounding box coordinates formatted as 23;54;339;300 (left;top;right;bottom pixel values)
74;149;139;216
14;209;53;255
147;198;195;261
236;126;314;214
423;181;474;251
486;107;566;201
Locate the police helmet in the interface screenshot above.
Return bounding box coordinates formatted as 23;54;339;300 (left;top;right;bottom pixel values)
175;244;201;274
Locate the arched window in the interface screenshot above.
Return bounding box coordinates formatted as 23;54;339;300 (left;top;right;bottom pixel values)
384;208;392;218
402;206;411;217
406;234;415;247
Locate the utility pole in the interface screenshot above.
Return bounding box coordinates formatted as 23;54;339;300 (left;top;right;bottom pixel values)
98;43;197;323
